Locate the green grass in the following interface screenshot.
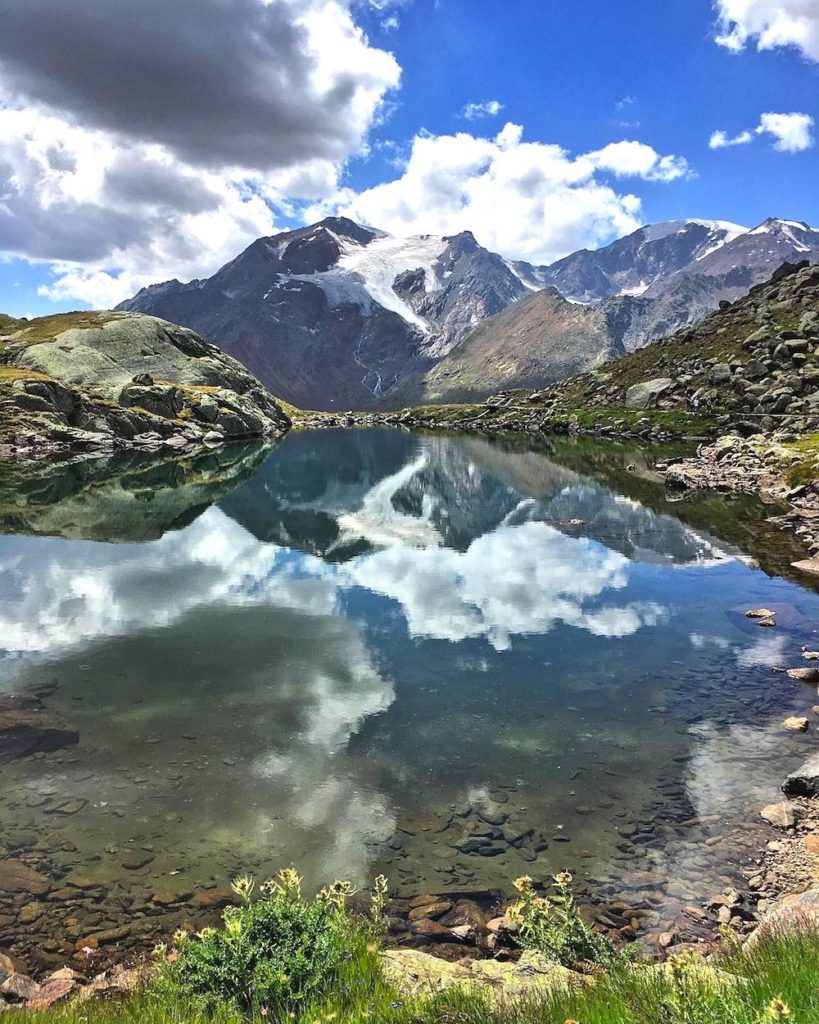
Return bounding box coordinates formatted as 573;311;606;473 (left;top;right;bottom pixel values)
783;433;819;487
0;310;118;347
6;933;819;1024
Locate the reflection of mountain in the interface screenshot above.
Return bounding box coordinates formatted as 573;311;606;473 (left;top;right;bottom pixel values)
0;444;272;543
222;429;739;568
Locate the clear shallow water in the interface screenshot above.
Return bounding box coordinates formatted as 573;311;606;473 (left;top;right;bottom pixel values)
2;429;819;961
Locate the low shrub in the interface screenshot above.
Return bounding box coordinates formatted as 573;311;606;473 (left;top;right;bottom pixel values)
157;869;388;1017
506;871;618;970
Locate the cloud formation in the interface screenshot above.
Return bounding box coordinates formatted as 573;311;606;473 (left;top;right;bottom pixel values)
462;100;505;120
0;0;401;307
0;0;400;172
0;0;696;306
318;123;689;265
710;111;814;153
714;0;819;62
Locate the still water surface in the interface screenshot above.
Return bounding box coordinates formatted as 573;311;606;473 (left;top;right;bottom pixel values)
1;429;819;954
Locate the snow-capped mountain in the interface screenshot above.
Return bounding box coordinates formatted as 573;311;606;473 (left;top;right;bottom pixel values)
529;219;749;303
119;217;533;409
119;216;819;410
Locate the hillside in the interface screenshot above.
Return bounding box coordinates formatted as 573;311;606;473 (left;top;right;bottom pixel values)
0;311;290;459
397;287;623;405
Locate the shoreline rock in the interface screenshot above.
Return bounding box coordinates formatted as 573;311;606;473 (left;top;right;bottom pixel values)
0;311;290;461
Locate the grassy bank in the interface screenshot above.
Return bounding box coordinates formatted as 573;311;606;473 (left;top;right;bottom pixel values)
5;872;819;1024
6;933;819;1023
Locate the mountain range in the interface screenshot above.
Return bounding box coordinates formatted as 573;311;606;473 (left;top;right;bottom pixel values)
118;216;819;410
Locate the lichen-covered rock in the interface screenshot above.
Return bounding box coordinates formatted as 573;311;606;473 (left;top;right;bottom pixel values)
625;378;673;409
746;888;819;949
380;948;589;1006
0;311;291;459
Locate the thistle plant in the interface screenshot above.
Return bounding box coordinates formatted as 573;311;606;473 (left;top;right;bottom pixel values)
507;872;615;970
160;869;373;1017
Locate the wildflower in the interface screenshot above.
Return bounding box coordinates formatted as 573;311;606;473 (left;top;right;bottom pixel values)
231;874;255;902
260;1009;269;1018
554;871;573;886
766;998;791;1020
172;928;189;947
224;911;243;939
391;1000;403;1009
279;972;288;984
513;875;534;893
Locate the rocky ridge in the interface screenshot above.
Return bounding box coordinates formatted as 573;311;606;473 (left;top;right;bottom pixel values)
0;310;291;460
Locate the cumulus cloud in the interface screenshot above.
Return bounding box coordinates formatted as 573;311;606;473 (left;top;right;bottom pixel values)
714;0;819;62
0;0;695;306
0;0;400;307
585;140;691;182
709;111;814;153
757;110;815;151
462;100;505;120
314;123;688;265
0;0;400;172
709;129;754;148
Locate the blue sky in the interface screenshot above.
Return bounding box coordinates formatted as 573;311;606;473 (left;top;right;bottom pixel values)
0;0;817;317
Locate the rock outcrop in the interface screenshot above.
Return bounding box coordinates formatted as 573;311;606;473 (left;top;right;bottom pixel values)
381;948;589;1007
0;311;290;459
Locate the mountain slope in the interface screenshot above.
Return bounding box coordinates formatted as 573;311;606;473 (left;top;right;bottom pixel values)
399;287;623;405
531;219;748;302
119;218;532;411
380;260;819;445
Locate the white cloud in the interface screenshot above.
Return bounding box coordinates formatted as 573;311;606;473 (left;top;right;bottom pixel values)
462;99;504;120
757;110;815;151
709;111;814;154
312;123;688;265
714;0;819;61
0;0;401;308
709;128;754;148
585;140;691;182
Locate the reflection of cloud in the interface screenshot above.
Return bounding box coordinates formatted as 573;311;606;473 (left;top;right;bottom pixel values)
640;718;795;908
736;634;789;668
0;508;396;886
347;521;666;650
691;631;788;668
0;508;336;655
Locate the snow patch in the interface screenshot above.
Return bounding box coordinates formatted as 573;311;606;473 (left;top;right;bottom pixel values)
288;233;449;333
619;281;649;297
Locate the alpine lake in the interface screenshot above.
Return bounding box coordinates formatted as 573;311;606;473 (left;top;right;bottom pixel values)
2;427;819;970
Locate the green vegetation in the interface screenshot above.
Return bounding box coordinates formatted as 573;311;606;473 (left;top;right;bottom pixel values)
5;872;819;1024
157;871;387;1017
784;433;819;487
0;310;117;347
507;871;619;969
